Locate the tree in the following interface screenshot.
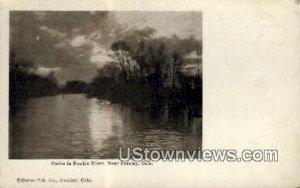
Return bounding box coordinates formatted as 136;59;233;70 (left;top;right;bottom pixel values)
110;40;132;82
64;80;88;93
97;62;120;79
171;51;183;88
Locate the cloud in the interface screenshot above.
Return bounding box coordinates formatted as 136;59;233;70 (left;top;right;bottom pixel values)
39;26;66;39
34;67;61;77
54;32;110;67
11;11;117;84
181;51;202;76
185;51;201;59
54;42;68;48
90;51;112;68
181;64;202;76
11;11;202;84
88;41;113;68
113;12;202;39
70;35;90;47
89;30;102;40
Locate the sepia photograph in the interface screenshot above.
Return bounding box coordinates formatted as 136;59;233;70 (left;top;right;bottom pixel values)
9;11;202;159
1;0;300;187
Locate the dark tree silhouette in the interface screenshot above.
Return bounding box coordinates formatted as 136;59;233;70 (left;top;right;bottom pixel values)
90;27;202;118
9;48;60;114
110;40;133;82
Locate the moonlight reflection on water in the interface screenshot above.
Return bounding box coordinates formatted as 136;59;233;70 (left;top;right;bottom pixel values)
10;94;202;159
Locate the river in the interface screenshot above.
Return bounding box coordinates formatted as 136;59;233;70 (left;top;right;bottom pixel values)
10;94;202;159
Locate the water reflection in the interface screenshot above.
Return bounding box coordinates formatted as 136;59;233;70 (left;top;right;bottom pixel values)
10;94;201;159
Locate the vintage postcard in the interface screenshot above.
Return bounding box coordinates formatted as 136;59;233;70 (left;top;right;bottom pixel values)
9;11;202;159
0;0;300;187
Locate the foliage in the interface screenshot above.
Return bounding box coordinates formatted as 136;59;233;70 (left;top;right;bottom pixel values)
10;48;60;113
90;28;202;117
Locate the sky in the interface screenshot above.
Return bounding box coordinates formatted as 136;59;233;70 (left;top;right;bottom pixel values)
10;11;202;84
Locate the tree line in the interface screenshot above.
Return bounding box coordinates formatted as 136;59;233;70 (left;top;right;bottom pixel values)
9;27;202;118
89;28;202;118
9;49;60;113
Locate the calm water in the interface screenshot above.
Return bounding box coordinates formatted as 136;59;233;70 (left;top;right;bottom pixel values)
10;94;202;159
